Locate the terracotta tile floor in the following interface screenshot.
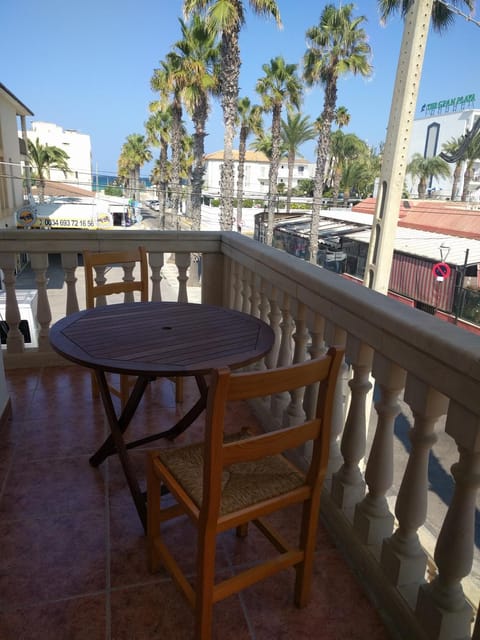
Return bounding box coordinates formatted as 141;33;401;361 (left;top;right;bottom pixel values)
0;366;394;639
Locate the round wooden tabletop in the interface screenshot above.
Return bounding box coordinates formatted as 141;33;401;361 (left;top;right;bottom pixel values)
50;302;274;377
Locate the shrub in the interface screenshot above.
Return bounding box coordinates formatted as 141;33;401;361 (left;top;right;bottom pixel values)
105;185;123;197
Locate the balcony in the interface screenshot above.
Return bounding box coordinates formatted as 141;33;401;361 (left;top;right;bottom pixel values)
1;228;479;639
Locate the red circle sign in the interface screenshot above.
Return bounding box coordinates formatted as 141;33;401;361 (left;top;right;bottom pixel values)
432;262;451;279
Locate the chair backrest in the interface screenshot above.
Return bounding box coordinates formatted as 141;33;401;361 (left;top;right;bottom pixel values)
83;246;149;308
202;346;344;513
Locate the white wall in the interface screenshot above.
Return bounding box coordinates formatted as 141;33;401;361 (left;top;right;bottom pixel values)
407;108;480;198
26;121;93;191
204;153;315;198
0;96;25;220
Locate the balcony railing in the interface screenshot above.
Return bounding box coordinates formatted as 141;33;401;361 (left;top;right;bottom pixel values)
1;228;479;640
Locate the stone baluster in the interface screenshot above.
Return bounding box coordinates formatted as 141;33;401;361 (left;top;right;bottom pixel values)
201;252;224;306
354;356;406;548
284;301;309;427
149;252;164;302
324;323;347;479
241;266;251;314
222;256;234;308
93;265;107;307
61;253;79;315
122;261;136;303
271;292;294;421
0;253;24;353
416;402;480;639
381;378;448;607
233;262;242;311
303;312;326;421
175;253;190;302
30;253;52;351
250;272;261;319
265;286;281;371
331;337;373;518
256;277;270;371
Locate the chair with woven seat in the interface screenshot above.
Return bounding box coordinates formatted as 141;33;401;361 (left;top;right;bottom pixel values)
146;346;344;639
83;246;183;406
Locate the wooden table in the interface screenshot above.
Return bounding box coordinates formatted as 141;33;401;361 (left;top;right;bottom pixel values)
50;302;274;529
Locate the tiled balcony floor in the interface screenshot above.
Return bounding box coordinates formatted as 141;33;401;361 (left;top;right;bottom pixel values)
1;365;393;639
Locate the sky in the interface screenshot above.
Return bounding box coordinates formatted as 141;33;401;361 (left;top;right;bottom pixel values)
2;0;478;178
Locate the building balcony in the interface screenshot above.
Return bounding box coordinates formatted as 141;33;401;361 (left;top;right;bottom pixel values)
0;228;479;639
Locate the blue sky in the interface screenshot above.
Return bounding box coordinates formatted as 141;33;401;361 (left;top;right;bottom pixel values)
2;0;478;177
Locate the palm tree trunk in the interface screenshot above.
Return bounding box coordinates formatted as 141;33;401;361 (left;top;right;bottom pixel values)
159;141;168;229
219;29;240;231
462;163;473;201
236;126;247;232
286;150;295;214
191;100;208;231
170;101;183;219
451;161;462;201
266;104;282;245
309;81;336;264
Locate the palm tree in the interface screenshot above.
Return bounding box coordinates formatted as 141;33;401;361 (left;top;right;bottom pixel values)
303;3;371;264
441;136;464;201
378;0;475;31
27;138;70;203
183;0;282;231
118;134;152;200
342;143;383;199
151;58;184;217
256;56;302;245
250;132;275;159
329;130;366;204
168;16;220;229
460;130;480;202
406;153;451;199
281;112;316;214
146;108;172;226
334;105;351;129
236;97;263;232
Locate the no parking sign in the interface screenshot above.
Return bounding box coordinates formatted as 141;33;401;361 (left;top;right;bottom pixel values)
432;262;451;282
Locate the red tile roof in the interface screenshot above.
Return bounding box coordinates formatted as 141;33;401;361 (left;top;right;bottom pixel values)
352;198;480;240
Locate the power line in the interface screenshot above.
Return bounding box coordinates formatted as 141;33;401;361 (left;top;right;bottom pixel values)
437;0;480;27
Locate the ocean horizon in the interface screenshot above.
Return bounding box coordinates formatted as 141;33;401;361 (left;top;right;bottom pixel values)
92;174;152;192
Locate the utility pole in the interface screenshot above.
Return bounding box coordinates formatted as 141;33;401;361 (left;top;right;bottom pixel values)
363;0;434;293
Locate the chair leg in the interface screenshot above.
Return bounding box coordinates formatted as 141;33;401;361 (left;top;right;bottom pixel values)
90;371;99;398
146;454;163;574
120;375;130;410
195;528;217;640
294;493;321;608
236;522;249;538
175;377;184;403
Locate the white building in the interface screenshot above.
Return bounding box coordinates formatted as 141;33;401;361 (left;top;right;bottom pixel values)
0;83;33;225
407;92;480;200
23;121;93;191
203;150;315;198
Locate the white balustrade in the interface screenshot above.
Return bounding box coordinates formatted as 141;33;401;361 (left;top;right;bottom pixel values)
331;337;373;516
1;228;479;640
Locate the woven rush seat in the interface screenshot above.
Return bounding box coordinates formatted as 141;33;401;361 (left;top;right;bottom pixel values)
156;434;305;516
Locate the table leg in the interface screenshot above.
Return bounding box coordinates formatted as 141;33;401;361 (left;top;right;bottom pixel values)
91;370;148;530
89;374;151;467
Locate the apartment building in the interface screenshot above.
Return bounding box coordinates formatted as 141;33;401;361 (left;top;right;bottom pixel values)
203;150;315;198
23;121;93;192
0;83;33;225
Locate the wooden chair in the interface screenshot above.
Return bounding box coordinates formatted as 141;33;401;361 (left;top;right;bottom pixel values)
83;246;183;406
147;347;344;639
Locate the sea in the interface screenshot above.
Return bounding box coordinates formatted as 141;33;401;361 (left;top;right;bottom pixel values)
92;174;152;192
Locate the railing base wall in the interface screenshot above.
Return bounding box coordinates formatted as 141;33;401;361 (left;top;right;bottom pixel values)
2;348;71;370
320;490;432;640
